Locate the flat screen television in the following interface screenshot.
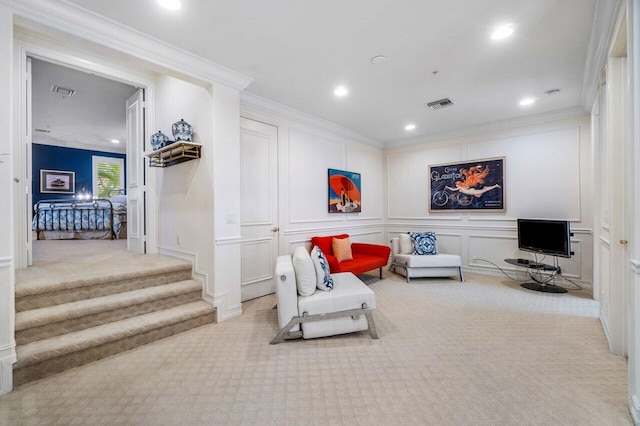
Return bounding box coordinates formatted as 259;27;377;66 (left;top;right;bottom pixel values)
517;219;571;258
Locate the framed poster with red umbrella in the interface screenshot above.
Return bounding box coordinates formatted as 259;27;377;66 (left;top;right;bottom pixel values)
328;169;361;213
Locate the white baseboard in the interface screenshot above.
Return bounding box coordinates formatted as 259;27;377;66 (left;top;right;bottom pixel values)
631;394;640;425
0;352;17;395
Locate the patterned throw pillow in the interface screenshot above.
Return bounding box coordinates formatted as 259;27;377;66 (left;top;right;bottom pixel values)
409;232;438;255
310;246;334;291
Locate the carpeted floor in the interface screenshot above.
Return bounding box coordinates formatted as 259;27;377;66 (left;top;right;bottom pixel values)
1;243;632;425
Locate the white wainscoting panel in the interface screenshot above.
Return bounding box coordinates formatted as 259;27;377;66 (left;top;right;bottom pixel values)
346;144;383;221
288;127;345;224
468;234;520;268
241;239;274;286
467;126;581;221
387;144;462;219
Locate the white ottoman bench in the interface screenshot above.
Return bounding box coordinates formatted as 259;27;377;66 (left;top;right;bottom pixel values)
390;237;464;283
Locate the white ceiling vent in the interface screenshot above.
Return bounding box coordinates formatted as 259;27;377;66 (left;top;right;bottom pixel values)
51;85;75;97
426;98;453;110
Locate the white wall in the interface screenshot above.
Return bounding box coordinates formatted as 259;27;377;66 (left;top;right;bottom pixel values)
385;115;593;288
155;76;243;322
241;103;386;257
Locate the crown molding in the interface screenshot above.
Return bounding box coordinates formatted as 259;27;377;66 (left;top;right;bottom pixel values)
2;0;253;90
580;0;622;110
240;91;383;148
385;106;587;149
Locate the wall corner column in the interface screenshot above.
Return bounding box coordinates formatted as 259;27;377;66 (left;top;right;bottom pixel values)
210;82;242;322
0;4;16;394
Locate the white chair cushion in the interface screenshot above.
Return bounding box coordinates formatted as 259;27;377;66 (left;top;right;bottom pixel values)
394;253;462;268
311;246;334;291
298;272;375;339
399;233;413;254
292;246;316;296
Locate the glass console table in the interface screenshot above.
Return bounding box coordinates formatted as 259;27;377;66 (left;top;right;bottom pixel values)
504;258;568;293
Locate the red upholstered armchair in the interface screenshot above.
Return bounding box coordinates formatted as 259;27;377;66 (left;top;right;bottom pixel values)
310;234;391;279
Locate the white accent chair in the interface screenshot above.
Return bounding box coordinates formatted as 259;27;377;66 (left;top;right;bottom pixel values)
271;255;378;344
390;237;464;283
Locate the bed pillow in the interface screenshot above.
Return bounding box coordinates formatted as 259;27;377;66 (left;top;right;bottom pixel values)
310;246;334;291
399;233;413;254
109;195;127;206
332;236;353;262
292;246;316;296
409;232;438;255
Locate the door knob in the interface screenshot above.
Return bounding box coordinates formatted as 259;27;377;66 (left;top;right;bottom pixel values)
620;240;628;245
271;227;279;232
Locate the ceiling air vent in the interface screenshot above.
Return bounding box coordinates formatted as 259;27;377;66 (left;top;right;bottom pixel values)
426;98;453;110
51;85;75;97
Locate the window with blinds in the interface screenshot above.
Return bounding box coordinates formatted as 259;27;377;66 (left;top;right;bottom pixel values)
92;156;125;198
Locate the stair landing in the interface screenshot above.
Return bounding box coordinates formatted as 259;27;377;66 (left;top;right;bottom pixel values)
13;240;215;387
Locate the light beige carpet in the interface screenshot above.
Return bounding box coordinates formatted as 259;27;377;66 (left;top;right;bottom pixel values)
1;269;631;425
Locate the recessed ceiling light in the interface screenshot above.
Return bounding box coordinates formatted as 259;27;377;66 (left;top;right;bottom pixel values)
111;139;120;144
157;0;181;10
519;97;536;106
371;55;387;64
334;86;348;97
491;23;514;40
405;124;416;131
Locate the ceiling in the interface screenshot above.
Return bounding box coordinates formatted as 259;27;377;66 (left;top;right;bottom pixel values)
31;58;137;153
65;0;597;144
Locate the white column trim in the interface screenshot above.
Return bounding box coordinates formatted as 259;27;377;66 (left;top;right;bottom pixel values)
0;257;11;268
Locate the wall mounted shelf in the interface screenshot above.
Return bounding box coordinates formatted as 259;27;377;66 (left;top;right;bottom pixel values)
148;141;201;167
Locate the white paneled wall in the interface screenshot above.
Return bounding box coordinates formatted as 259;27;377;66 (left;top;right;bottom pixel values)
385;116;593;288
241;105;386;259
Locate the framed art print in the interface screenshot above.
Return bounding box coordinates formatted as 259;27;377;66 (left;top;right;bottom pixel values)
328;169;361;213
40;169;75;194
428;157;505;212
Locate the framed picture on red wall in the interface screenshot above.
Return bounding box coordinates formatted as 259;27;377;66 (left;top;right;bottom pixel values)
40;169;75;194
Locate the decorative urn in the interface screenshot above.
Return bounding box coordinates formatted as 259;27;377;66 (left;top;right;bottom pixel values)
150;130;169;151
172;118;193;142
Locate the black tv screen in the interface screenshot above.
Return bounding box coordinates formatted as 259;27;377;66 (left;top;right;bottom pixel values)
517;219;571;258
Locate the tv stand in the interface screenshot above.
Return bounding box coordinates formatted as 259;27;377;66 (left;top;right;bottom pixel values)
504;258;568;294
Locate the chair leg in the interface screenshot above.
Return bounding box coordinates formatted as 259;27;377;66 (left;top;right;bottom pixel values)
459;267;465;282
365;311;379;339
379;267;382;279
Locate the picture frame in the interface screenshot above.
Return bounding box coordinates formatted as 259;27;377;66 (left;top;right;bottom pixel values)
40;169;75;194
428;157;505;212
328;168;361;213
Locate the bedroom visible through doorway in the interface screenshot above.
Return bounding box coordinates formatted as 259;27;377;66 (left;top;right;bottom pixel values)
28;57;141;260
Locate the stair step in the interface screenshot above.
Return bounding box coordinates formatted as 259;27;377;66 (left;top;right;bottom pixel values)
15;280;202;345
15;260;193;311
13;301;215;386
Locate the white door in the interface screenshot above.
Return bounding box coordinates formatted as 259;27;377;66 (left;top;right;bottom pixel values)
240;118;279;302
126;89;146;254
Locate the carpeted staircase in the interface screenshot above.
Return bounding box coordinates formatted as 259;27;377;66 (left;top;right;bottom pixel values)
13;256;215;387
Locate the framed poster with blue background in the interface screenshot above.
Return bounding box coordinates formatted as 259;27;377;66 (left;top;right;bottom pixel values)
328;169;361;213
428;157;505;212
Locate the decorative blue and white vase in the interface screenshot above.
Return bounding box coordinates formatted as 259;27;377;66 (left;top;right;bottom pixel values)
151;131;169;150
172;118;193;142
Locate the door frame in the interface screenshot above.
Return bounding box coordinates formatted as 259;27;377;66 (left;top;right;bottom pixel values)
13;39;158;268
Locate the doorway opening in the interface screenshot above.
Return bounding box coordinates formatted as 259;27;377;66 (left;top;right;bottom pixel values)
19;55;149;268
